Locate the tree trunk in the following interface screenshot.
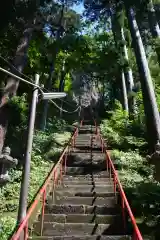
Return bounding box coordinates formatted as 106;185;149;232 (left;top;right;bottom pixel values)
148;0;160;38
110;12;131;115
59;59;66;92
121;71;129;113
40;63;54;131
120;27;135;115
0;27;33;154
58;67;66;118
148;0;160;63
126;6;160;151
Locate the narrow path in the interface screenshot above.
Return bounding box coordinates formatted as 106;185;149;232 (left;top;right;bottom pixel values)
31;124;130;239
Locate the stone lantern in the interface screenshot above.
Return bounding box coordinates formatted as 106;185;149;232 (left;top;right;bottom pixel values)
0;147;18;184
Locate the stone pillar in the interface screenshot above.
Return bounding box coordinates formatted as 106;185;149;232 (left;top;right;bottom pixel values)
0;147;18;184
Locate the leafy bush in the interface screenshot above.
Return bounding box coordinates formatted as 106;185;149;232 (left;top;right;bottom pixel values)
111;149;153;177
0;216;16;240
46;117;67;133
110;148;160;231
101;101;160;236
5;94;28;159
100;101;147;151
0;118;71;239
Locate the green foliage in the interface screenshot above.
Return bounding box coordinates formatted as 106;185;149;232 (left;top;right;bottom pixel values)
110;148;160;233
111;149;153;177
101;98;160;236
8;94;28;125
5;94;28;159
0;216;16;240
100;101;146;151
46;117;68;132
64;73;72;92
0;118;71;239
28;40;42;70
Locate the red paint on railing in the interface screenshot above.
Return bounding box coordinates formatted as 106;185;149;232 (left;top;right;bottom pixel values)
11;122;82;240
96;124;143;240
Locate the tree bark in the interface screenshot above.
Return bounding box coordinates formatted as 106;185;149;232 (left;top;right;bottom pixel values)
110;12;131;115
125;6;160;151
0;27;33;154
121;71;129;113
120;27;135;115
147;0;160;63
148;0;160;38
58;61;66;118
41;3;65;127
40;63;54;131
59;59;66;92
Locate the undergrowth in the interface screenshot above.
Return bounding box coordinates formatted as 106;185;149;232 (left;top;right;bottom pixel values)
0;118;71;240
100;101;147;153
100;102;160;238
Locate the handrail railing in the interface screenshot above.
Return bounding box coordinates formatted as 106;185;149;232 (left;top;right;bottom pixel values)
96;124;143;240
11;121;83;240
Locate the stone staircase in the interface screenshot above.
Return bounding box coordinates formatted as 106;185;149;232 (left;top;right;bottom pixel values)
30;124;131;240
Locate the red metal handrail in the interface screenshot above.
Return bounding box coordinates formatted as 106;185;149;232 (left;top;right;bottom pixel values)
96;126;143;240
11;121;83;240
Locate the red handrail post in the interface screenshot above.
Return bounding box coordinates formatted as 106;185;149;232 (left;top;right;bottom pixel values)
10;126;79;240
94;120;97;135
24;221;28;240
71;138;74;151
109;161;111;179
90;136;92;149
64;153;67;175
73;134;76;148
51;171;55;202
132;232;136;240
101;138;103;153
106;155;109;173
121;197;126;233
68;145;70;157
60;160;63;184
94;127;143;240
40;189;46;236
113;175;116;198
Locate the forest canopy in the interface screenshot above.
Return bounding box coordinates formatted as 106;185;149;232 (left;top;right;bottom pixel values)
0;0;160;239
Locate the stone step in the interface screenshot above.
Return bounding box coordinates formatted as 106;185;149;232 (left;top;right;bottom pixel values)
74;145;101;149
68;152;104;156
73;145;102;149
62;176;112;182
67;154;104;161
65;168;109;176
47;196;116;206
56;185;114;192
45;204;119;215
75;139;92;141
74;141;93;144
40;214;121;224
54;190;115;198
33;223;124;236
62;179;112;185
73;149;103;154
63;162;106;168
76;134;97;137
73;139;95;142
75;143;101;146
75;135;91;138
75;140;100;142
78;131;95;134
29;236;131;240
64;164;109;171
